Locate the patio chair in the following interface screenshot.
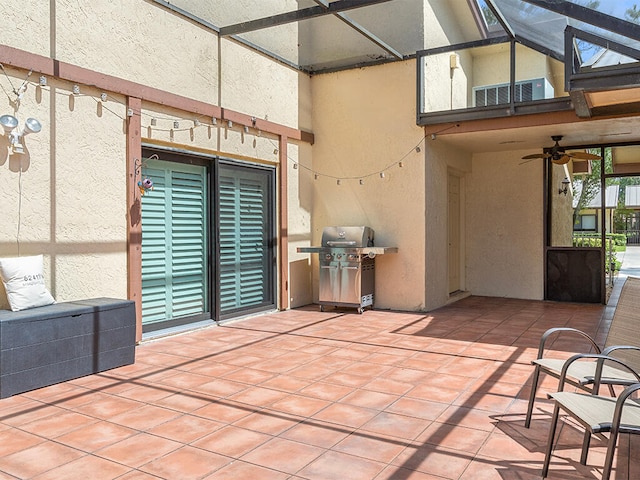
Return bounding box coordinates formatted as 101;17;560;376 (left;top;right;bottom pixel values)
542;353;640;479
525;275;640;428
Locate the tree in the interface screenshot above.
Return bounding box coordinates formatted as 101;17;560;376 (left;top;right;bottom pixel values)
626;4;640;23
572;148;616;226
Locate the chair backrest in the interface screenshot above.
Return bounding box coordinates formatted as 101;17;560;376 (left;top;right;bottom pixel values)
605;276;640;368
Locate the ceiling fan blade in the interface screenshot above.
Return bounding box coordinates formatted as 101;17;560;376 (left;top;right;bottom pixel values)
552;155;571;165
521;153;549;159
568;151;602;160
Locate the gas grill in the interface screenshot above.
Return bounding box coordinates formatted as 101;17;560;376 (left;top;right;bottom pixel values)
297;226;397;313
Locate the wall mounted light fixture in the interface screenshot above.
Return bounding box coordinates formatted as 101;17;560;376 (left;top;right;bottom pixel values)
0;115;41;155
558;177;570;195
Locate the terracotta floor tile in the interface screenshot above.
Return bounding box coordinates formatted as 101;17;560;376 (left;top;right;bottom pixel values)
333;431;408;463
406;383;462;403
312;403;379;429
140;445;230;479
0;441;84;478
192;425;272;457
392;444;473;479
240;437;325;474
280;419;353;448
55;420;138;452
297;450;387;480
233;410;303;435
73;395;144;420
363;377;415;396
340;389;399;410
32;454;131;480
18;410;97;438
0;428;45;457
203;460;290;479
109;403;181;431
417;421;491;454
148;414;224;443
386;397;449;421
376;465;444;479
1;295;635;479
297;381;354;401
359;412;429;441
153;391;213;412
95;432;182;468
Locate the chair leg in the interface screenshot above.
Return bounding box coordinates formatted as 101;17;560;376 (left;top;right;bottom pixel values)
542;403;561;478
525;365;542;428
580;429;591;465
601;428;620;480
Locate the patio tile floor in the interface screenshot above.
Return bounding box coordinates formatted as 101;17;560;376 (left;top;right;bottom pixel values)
0;289;638;479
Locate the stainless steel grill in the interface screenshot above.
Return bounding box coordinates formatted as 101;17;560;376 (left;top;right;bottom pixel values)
298;226;397;313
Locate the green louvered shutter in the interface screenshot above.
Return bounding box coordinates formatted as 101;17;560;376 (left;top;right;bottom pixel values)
218;163;274;315
141;159;208;328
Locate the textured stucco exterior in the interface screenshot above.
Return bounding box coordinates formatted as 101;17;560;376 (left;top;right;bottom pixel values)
0;0;311;313
309;61;427;310
466;150;544;299
0;0;569;318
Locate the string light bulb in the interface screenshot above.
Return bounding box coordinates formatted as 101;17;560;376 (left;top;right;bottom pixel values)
151;118;157;126
337;179;341;185
293;163;298;169
359;179;364;185
380;172;385;178
415;146;421;153
399;161;404;167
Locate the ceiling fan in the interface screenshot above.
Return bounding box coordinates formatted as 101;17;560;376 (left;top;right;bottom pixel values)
521;135;602;165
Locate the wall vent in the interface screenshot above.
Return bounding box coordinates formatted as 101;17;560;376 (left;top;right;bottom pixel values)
473;78;554;107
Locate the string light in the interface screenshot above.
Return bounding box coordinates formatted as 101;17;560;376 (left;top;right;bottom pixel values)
23;75;428;186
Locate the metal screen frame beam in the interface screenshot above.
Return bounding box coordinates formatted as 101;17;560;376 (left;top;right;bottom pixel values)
219;0;393;36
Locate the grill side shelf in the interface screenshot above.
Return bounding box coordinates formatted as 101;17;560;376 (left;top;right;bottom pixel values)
297;247;398;255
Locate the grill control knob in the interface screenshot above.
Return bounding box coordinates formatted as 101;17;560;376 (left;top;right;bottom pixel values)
336;254;342;259
325;253;332;260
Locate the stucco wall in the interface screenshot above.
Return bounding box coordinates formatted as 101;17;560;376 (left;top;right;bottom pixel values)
424;140;472;309
0;1;312;312
465;150;544;300
309;61;426;310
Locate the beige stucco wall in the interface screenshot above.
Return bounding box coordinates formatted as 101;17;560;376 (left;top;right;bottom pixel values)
423;140;472;309
466;150;544;299
309;60;426;310
0;1;312;312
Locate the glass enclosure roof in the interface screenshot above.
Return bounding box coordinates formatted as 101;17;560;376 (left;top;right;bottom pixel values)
155;0;640;74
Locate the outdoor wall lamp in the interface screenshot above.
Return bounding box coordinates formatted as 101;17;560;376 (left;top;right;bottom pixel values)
558;177;570;196
0;115;42;155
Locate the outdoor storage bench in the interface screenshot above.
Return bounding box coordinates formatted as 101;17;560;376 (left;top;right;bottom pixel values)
0;297;136;398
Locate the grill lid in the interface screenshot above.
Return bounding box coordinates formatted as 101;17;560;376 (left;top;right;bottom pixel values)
321;226;374;248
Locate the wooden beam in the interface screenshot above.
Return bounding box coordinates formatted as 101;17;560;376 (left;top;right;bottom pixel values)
126;97;143;342
278;136;290;311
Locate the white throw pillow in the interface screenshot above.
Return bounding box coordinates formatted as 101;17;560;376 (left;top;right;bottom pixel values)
0;255;56;311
